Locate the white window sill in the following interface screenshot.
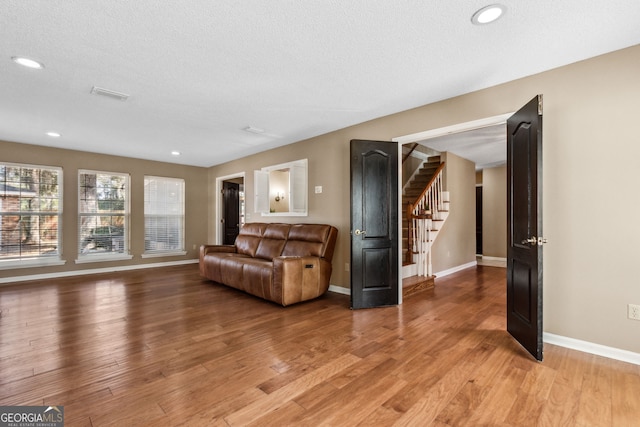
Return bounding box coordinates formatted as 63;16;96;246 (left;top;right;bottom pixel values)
0;257;67;270
141;251;188;259
75;254;134;264
260;212;308;217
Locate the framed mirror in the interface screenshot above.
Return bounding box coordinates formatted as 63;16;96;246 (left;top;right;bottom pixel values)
254;158;307;216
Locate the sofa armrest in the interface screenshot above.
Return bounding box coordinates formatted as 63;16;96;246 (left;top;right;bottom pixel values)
200;244;237;257
199;244;237;276
272;256;332;306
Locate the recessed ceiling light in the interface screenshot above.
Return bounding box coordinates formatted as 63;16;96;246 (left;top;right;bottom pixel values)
46;131;61;138
471;4;506;25
12;56;45;69
171;151;181;156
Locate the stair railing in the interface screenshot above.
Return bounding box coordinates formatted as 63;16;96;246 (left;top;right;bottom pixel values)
406;162;446;276
402;142;419;164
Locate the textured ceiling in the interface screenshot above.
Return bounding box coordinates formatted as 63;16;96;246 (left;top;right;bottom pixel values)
418;124;506;171
1;1;639;167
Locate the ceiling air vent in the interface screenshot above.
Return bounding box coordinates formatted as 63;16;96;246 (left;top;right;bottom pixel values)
90;86;130;101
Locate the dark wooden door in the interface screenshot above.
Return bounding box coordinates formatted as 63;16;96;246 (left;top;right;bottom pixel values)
350;139;399;309
507;95;544;361
222;181;240;245
476;186;483;255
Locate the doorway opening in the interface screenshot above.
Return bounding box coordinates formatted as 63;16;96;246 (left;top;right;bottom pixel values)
215;173;245;245
393;113;511;282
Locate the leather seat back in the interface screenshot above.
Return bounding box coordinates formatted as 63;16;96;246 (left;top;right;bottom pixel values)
255;224;290;261
282;224;337;261
235;223;267;257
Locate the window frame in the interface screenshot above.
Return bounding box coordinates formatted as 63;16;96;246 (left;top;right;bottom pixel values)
0;162;65;269
76;169;132;263
142;175;186;258
254;158;308;216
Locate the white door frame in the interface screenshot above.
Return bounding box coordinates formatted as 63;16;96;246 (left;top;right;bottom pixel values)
391;112;513;302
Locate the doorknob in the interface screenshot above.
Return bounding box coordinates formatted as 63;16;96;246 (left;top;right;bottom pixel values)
521;236;548;246
354;229;366;236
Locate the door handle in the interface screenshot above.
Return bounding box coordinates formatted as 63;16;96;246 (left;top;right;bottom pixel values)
354;229;366;236
521;236;548;246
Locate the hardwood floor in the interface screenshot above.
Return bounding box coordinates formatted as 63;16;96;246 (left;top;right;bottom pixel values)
1;264;639;426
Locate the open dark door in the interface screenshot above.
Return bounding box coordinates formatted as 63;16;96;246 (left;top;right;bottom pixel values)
222;181;240;245
507;95;545;361
350;139;399;309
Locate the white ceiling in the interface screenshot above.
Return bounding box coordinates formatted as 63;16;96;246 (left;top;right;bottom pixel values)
417;124;506;171
1;1;639;168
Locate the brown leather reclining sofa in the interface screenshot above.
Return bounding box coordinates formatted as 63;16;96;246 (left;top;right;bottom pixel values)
199;223;338;306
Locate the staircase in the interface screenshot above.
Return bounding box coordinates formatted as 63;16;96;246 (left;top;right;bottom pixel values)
402;155;442;264
401;155;450;297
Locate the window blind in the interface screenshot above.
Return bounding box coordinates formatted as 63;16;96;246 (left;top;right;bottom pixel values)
0;163;62;261
144;176;185;253
78;170;129;256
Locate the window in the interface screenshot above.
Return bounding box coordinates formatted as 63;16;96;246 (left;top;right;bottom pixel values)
78;170;130;260
254;158;308;216
0;163;63;267
143;176;185;256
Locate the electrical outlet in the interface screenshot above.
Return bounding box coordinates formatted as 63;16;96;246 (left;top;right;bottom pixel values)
345;263;350;272
628;304;640;321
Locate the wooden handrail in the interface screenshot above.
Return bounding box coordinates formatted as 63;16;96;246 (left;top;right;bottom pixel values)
408;161;445;214
406;161;446;266
402;143;419;164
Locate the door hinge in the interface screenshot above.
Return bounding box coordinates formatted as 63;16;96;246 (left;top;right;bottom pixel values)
538;95;543;115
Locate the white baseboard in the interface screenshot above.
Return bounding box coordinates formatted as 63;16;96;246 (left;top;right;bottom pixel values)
544;332;640;366
329;284;350;295
335;260;479;296
480;256;507;262
0;259;199;285
434;261;478;278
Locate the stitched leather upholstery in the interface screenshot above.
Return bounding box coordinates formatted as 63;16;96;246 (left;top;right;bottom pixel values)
199;223;338;306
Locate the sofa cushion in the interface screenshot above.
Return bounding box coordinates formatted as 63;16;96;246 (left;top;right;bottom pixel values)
255;224;290;261
282;224;330;258
218;255;247;290
200;251;245;283
241;258;275;300
235;223;267;257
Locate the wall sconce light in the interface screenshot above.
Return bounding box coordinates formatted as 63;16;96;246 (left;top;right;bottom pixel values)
275;192;285;202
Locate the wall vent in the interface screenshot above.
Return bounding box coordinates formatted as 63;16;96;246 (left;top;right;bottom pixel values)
90;86;130;101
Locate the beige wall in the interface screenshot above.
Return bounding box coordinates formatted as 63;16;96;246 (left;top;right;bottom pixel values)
402;153;422;187
207;135;351;286
0;140;209;280
209;44;640;353
482;165;507;258
432;152;476;272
